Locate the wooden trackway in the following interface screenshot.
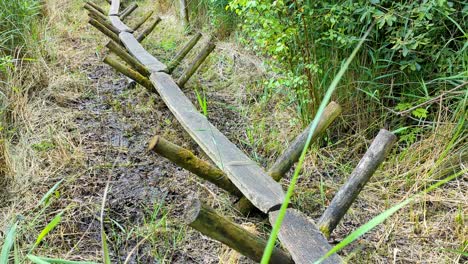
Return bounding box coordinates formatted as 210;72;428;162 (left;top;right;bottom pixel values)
87;1;396;262
103;2;340;263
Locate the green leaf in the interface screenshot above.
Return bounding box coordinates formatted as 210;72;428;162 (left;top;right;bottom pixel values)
38;179;64;206
1;221;18;264
101;229;111;264
27;255;50;264
34;211;64;247
411;108;428;118
27;255;99;264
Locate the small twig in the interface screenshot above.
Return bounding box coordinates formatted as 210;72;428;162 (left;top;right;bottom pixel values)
123;236;150;264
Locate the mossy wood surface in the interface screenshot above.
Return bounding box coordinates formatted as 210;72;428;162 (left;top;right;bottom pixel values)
167;32;202;73
177;40;215;87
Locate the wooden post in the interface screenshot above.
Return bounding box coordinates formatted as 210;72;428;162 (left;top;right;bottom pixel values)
84;3;113;28
148;136;242;197
236;102;342;215
185;199;294;264
88;18;121;43
136;17;162;42
119;3;138;20
177;39;215;87
106;41;150;77
103;56;154;90
318;129;397;238
167;32;202;73
131;11;154;31
179;0;189;30
86;1;105;15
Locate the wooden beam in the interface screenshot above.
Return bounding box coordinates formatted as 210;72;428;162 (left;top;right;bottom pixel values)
131;10;154;31
236;101;342;215
103;56;154;90
136;17;162;42
109;0;120;15
148;136;242;197
119;32;167;72
88;18;120;43
86;1;105;15
318;129;397;238
179;0;189;30
167;32;202;73
150;72;285;213
177;39;215;87
106;41;150;77
269;209;343;264
84;3;111;26
109;15;134;33
185;199;293;264
119;3;138;20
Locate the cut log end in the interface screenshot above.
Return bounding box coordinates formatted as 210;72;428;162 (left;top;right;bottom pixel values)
147;135;160;151
184;198;202;224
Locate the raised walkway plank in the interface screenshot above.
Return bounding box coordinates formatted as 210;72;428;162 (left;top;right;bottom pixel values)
119;32;167;72
109;0;120;15
109;15;134;33
150;72;284;213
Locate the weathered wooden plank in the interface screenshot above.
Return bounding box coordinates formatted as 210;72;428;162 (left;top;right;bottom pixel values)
109;15;134;33
119;32;167;72
109;0;120;15
150;72;284;213
269;209;343;264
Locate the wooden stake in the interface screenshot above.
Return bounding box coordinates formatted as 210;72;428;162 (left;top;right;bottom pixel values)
84;3;111;26
106;41;150;77
136;17;162;42
185;199;293;264
177;39;215;87
103;56;154;90
119;3;138;20
179;0;189;30
318;129;397;238
236;101;342;215
131;10;154;31
86;1;105;15
167;32;202;73
88;18;121;43
148;136;242;197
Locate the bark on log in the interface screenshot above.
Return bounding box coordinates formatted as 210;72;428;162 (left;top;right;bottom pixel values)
136;17;162;42
106;41;150;77
88;18;121;43
85;4;118;34
318;129;397;238
185;199;293;264
131;11;154;31
177;39;215;87
103;56;154;90
86;1;105;15
236;101;342;215
148;135;241;197
119;3;138;20
167;32;202;73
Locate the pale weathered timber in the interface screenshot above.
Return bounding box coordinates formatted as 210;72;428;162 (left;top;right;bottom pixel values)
103;56;154;90
167;32;202;73
119;32;167;72
148;135;241;197
109;0;120;15
177;39;215;87
106;0;111;4
179;0;189;29
186;199;293;264
236;101;342;215
86;2;105;15
109;15;134;33
106;41;150;76
150;72;284;213
269;208;342;264
131;11;154;31
318;129;397;237
88;18;121;43
136;17;162;42
119;3;138;19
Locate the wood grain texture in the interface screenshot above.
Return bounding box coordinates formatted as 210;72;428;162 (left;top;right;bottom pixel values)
269;208;343;264
318;129;397;237
150;72;285;213
109;15;133;33
109;0;120;15
119;32;167;72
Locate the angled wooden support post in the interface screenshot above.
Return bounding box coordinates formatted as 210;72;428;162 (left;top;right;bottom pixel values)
136;17;162;42
148;136;242;197
86;1;105;15
177;39;215;87
119;3;138;19
179;0;189;30
85;3;113;26
318;129;397;238
236;101;342;215
88;18;121;43
106;41;150;77
103;56;154;90
167;32;202;73
185;199;294;264
131;10;154;31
